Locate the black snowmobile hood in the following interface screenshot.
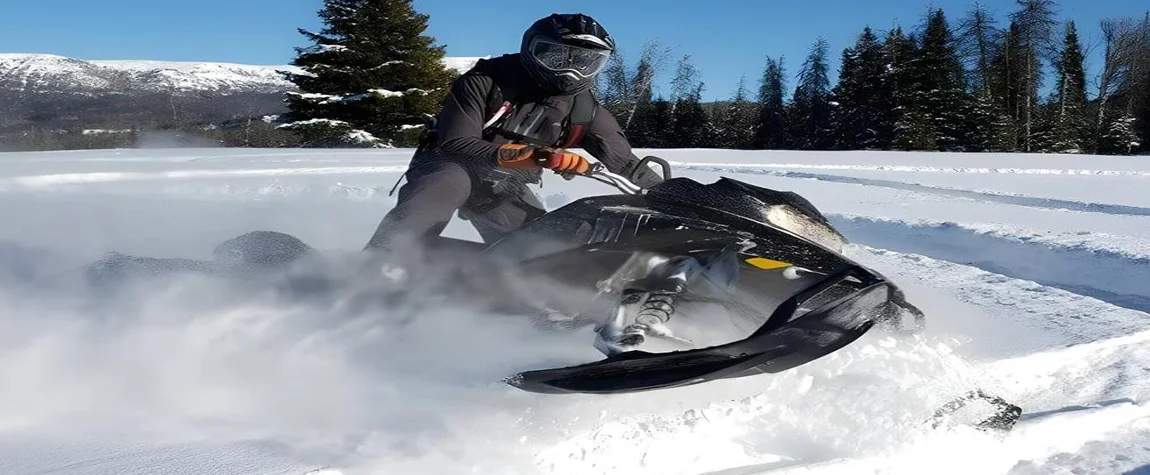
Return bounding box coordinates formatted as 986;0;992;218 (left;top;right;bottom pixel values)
645;177;834;231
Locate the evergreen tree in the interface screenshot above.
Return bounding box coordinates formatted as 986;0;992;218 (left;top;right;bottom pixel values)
668;56;712;148
1008;0;1060;152
1028;101;1058;152
831;27;889;149
753;56;788;149
1098;111;1142;155
789;38;834;150
965;90;999;151
597;52;631;118
957;2;1004;151
645;98;675;148
716;76;756;148
597;39;671;133
910;8;973;151
989;22;1027;151
1048;21;1088;152
281;0;455;148
669;94;712;148
1130;13;1150;153
957;2;1001;97
881;27;918;149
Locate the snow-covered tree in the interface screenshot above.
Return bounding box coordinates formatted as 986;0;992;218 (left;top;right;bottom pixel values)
911;8;973;151
881;27;918;150
281;0;455;148
1099;112;1141;155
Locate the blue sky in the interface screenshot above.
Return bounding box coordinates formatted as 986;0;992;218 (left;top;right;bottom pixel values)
3;0;1147;100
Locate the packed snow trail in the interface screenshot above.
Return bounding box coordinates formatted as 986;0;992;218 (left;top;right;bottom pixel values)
0;148;1148;474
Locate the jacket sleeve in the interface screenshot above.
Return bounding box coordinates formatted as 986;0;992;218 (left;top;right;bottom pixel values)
580;105;666;188
434;72;501;162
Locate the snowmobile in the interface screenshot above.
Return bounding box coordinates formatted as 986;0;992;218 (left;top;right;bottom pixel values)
87;157;924;392
456;157;928;394
82;157;1019;430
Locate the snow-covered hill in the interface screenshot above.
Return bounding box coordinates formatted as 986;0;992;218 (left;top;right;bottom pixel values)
0;53;299;95
0;148;1146;475
0;53;483;95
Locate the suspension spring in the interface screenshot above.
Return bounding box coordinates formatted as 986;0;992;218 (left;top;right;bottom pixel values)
635;292;676;327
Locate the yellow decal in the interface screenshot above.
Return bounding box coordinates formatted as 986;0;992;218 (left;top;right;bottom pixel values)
745;257;792;270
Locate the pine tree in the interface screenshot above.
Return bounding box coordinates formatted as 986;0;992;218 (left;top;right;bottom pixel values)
1130;13;1150;153
831;27;888;150
281;0;455;148
965;90;999;151
668;56;712;148
1098;111;1142;154
881;27;918;149
989;22;1027;151
1008;0;1060;152
645;98;675;148
790;38;834;150
957;2;1001;97
753;56;788;149
910;8;974;151
1048;21;1088;153
598;39;672;134
957;2;1004;151
716;76;755;148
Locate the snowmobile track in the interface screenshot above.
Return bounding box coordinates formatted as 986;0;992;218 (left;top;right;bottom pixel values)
835;216;1150;315
765;170;1150;217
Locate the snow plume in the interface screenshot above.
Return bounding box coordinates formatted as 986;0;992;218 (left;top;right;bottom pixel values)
0;234;599;473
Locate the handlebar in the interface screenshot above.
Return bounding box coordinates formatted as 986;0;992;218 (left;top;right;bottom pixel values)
580;156;673;196
585;165;645;194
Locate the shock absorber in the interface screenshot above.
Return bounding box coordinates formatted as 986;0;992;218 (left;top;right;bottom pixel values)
635;292;676;328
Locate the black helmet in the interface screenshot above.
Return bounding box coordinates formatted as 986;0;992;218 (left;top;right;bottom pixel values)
520;13;615;95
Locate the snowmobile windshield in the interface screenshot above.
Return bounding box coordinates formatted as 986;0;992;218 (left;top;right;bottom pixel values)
528;38;610;78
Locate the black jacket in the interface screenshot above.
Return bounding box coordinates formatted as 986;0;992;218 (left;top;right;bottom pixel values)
419;54;660;188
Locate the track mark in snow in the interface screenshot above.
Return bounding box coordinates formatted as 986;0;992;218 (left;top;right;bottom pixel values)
987;329;1150;409
676;162;1150;177
732;401;1150;475
837;217;1150;315
760;170;1150;217
0;166;408;188
848;247;1150;355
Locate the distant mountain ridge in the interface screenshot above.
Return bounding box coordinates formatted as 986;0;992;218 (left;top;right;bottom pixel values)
0;53;483;95
0;53;301;95
0;54;485;150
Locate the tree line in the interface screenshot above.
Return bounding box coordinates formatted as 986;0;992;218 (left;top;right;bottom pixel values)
597;1;1150;155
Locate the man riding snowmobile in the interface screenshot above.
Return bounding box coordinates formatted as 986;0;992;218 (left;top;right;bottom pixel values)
363;13;663;272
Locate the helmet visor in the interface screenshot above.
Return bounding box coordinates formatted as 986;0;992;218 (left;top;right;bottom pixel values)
529;38;610;78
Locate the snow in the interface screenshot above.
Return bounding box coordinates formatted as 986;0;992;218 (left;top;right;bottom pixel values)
0;147;1148;474
301;44;350;55
0;53;298;94
342;129;389;148
1;53;482;95
443;56;485;74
